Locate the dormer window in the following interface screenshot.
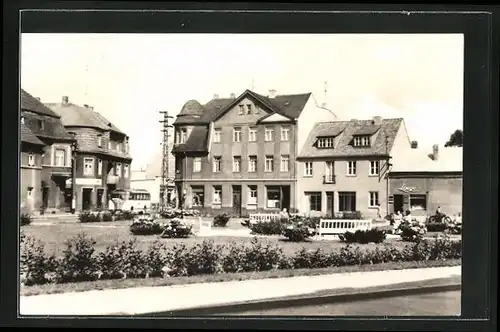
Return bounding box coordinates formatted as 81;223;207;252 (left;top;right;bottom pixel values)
38;119;44;130
317;136;335;148
180;128;187;143
353;135;370;147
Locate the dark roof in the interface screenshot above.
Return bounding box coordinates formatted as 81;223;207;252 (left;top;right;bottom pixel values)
20;89;61;118
21;122;45;146
21;111;74;141
179;100;204;116
173;90;312;125
298;118;404;158
171;126;209;153
353;124;382;136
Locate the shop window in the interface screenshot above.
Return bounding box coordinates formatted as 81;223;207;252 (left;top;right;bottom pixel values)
192;186;204;207
339;191;356;212
248;185;257;206
266;186;281;208
410;194;427;211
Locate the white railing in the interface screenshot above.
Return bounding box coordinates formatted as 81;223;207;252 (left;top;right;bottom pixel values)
318;219;373;236
249;213;281;223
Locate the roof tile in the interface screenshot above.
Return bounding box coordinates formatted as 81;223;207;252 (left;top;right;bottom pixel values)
20;122;45;146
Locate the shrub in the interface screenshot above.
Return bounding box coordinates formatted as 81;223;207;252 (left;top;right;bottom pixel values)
426;222;447;232
333;211;363;220
97;239;148;280
130;221;164;236
114;210;136;221
241;238;287;272
339;229;387;244
78;211;101;223
250;220;286;235
283;226;315;242
20;233;57;285
55;233;98;283
160;218;192;238
101;212;113;222
213;213;230;227
185;240;225;275
400;223;426;242
20;213;33;226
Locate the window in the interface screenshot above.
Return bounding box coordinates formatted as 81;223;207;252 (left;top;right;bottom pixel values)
317;136;335;148
266;186;281;208
246;104;252;114
28;153;35;167
232;156;241;172
304;162;313;176
108;141;112;150
213;186;222;204
248;155;257;172
213;128;221;143
238;105;245;115
213;156;222;172
307;192;322;212
339;192;356;212
369;192;379;207
353;135;370;147
248;185;257;205
55;149;66;166
410;194;427;211
38;119;44;130
347;161;357;176
265;126;274;141
192;186;205;207
280;155;289;172
265;155;274;172
98;135;103;147
281;126;290;141
325;161;335;183
98;159;103;176
233;127;242;142
116;163;122;177
193;157;202;172
369;160;380;176
27;187;33;197
124;164;129;178
116;143;121;153
254;105;260;114
180;129;187;143
84;158;94;176
175;131;181;144
248;127;257;142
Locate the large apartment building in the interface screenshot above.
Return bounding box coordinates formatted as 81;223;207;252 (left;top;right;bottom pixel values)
172;89;336;216
20;89;75;213
296;116;413;219
46;96;132;211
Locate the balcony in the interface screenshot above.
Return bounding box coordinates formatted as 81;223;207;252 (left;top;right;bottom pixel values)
323;174;336;184
107;174;119;184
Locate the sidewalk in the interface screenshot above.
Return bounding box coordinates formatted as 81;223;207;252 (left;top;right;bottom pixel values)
19;266;461;316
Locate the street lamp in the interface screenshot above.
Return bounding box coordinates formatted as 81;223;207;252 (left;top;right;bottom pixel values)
69;133;78;214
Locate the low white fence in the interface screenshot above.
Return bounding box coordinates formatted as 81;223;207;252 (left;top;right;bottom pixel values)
249;213;281;223
318;219;373;236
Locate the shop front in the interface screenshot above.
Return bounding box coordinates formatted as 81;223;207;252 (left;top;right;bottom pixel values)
388;173;462;218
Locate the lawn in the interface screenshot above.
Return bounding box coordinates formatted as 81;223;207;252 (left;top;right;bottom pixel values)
22;218;409;257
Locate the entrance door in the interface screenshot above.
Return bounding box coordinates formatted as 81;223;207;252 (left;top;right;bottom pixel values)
281;186;291;211
326;192;334;218
82;188;93;211
393;194;404;214
42;187;49;211
232;185;242;217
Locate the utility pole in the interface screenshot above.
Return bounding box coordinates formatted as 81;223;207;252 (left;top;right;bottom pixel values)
159;110;173;211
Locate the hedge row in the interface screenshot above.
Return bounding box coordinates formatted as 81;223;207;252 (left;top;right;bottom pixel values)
20;232;461;287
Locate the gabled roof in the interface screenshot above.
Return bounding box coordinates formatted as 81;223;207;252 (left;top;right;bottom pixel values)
21;122;45;146
353;124;381;136
171;126;209;153
298;118;403;158
173;90;312;126
46;101;126;135
20;89;60;118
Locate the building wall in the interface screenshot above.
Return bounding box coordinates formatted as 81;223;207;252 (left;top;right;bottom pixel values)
389;175;463;216
296;157;389;218
20;147;43;213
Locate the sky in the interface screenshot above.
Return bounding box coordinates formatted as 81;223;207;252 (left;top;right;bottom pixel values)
21;33;464;169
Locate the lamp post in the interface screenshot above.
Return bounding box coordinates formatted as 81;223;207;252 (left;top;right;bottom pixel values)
70;133;78;214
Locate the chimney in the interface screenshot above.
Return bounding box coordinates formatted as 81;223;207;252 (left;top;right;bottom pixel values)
268;89;277;98
83;104;89;108
36;97;41;101
411;141;418;149
213;94;219;99
432;144;439;160
230;93;236;99
62;96;69;105
372;116;383;126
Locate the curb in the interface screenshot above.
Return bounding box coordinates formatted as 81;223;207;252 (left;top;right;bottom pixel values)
140;282;461;316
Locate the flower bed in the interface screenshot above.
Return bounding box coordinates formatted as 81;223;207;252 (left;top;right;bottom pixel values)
78;210;134;223
339;229;387;244
20;232;462;286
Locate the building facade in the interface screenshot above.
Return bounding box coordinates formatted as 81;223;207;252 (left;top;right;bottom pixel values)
172;89;336;216
388;144;463;217
296;117;414;219
20;89;75;213
46;96;132;211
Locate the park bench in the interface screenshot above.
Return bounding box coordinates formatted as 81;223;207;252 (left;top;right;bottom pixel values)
318;219;373;236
